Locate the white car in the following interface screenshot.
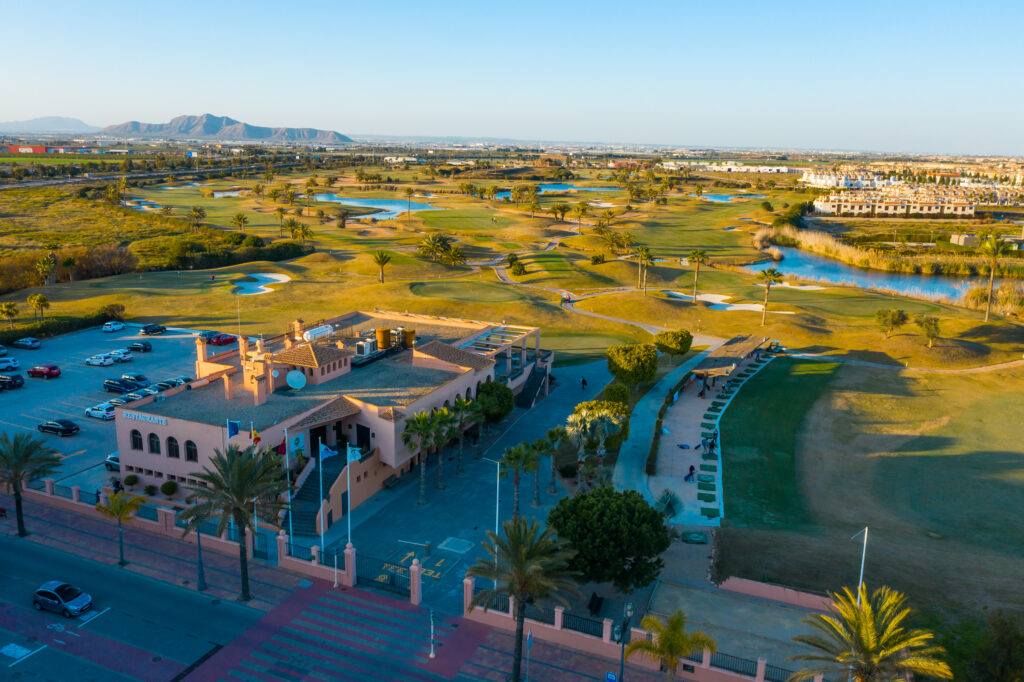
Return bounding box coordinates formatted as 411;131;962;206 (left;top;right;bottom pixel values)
139;386;160;396
0;357;18;370
85;355;114;367
102;321;126;333
84;403;116;420
108;350;133;363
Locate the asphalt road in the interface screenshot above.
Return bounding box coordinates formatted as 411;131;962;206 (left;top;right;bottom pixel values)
0;325;214;493
0;534;262;680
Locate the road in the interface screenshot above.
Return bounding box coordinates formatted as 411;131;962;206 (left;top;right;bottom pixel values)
0;534;262;680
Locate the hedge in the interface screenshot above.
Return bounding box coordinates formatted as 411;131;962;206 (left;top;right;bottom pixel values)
644;371;695;476
0;312;111;346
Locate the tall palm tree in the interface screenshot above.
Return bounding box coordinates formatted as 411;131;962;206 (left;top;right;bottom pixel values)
402;411;435;506
404;186;415;219
251;183;264;200
626;610;717;681
274;206;287;234
178;445;289;602
94;491;144;566
0;301;18;328
689;249;709;304
787;584;952;682
500;444;535;519
187;205;206;232
634;246;653;294
978;233;1010;322
431;408;457;490
756;267;784;326
289;223;313;243
450;396;483;476
303;178;317;216
529;438;548;507
371;250;392;284
0;433;60;537
546;426;565;494
571;202;588;231
468;518;580;682
527;199;540;218
28;294;50;320
230;212;249;232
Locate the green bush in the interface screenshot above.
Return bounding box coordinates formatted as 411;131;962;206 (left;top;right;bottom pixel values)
0;311;109;346
558;463;578;478
510;261;527;276
590;253;606;265
144;484;158;497
123;474;139;487
160;480;178;497
604;382;630;407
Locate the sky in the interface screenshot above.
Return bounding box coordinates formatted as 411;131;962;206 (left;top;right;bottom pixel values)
3;0;1023;155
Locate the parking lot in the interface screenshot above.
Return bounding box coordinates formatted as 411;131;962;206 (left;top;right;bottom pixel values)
0;324;212;493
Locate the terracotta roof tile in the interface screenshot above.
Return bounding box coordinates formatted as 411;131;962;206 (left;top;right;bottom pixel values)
416;340;494;371
272;343;352;369
293;397;361;429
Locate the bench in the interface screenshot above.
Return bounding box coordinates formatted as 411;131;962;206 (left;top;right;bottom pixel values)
587;592;604;617
382;475;399;489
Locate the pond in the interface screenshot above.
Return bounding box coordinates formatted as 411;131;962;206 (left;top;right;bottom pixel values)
493;183;619;200
690;193;765;203
312;194;445;220
745;246;987;301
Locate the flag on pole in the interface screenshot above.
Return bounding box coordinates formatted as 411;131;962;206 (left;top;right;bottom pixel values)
252;429;261;445
275;438;286;455
347;445;361;463
226;420;240;439
321;445;338;461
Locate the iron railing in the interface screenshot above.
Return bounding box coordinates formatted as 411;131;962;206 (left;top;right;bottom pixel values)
288;543;313;561
53;484;74;500
356;555;410;595
710;652;759;677
562;611;604;638
764;663;797;682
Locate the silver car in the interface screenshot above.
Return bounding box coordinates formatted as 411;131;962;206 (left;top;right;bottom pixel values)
33;581;92;617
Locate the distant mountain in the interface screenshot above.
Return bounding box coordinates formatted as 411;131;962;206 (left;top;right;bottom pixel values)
99;114;352;144
0;116;100;134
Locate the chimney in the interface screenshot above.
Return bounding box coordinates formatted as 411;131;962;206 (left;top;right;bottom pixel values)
238;335;250;361
195;337;209;378
253;361;270;406
222;374;233;400
292;319;305;341
255;338;265;354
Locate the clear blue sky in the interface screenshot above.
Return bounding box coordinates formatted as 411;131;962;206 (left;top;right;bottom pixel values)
4;0;1023;154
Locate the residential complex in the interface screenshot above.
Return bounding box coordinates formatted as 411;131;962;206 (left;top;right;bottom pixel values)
813;190;975;217
800;170;903;189
114;311;550;534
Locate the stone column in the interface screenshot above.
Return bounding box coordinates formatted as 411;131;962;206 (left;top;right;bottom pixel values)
409;558;422;606
311;544;321;565
756;658;766;682
44;478;54;496
71;485;80;503
701;647;712;668
277;530;289;561
245;528;255;559
553;606;564;630
505;347;512;375
157;506;176;535
463;576;475;616
602;618;613;643
343;542;356;587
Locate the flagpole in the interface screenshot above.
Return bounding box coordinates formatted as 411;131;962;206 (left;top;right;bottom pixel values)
251;421;258;535
284;428;294;541
347;446;352;546
319;438;325;555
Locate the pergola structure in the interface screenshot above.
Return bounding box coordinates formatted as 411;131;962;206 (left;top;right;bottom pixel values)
458;324;543;380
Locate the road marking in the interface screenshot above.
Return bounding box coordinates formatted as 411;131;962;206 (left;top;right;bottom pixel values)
7;644;47;667
0;419;33;432
78;607;109;627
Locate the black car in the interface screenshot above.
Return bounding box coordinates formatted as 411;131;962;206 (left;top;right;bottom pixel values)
128;341;153;353
0;373;25;389
37;419;79;436
120;372;150;387
103;378;139;393
139;324;166;336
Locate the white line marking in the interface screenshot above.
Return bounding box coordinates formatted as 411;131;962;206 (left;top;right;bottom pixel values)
77;607;109;627
8;644;47;667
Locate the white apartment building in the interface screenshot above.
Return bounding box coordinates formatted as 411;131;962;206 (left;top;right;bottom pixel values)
659;161;790;174
801;171;902;189
813;191;975;217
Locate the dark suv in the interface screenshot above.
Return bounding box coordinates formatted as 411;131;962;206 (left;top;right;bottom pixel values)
128;341;152;353
0;373;25;389
104;378;139;393
139;324;166;336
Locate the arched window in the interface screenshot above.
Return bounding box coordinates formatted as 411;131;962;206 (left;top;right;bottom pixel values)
148;433;161;454
476;381;482;395
167;437;180;459
130;429;143;450
465;388;472;399
185;440;198;462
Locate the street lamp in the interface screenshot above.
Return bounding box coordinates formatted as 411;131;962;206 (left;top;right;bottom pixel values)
616;601;634;681
852;527;869;605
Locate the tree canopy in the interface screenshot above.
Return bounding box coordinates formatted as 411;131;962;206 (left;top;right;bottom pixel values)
875;309;909;338
606;343;658;387
548;487;670;592
653;330;693;363
477;381;514;426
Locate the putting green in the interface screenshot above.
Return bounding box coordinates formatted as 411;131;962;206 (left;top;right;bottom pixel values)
409;281;522;302
543;331;642;367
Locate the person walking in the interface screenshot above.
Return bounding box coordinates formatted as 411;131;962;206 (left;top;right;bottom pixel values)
581;376;588;390
684;465;695;483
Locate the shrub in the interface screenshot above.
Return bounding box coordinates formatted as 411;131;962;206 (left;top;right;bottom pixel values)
123;474;139;487
144;484;158;497
603;382;630;408
160;480;178;497
606;344;658;388
590;253;606;265
241;235;265;248
510;261;527;276
558;463;578;478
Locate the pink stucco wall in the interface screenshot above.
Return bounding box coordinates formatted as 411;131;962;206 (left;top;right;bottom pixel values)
718;577;832;613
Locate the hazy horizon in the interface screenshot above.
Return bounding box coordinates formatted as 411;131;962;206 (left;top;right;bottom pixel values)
3;0;1023;156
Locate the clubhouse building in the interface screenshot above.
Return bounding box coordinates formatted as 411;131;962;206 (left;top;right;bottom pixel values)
114;311;550;534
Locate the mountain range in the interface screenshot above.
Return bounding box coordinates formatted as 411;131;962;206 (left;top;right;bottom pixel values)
0;116;100;134
99;114;351;144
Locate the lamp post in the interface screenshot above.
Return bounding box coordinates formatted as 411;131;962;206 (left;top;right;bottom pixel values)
852;527;868;604
617;601;634;681
482;457;501;588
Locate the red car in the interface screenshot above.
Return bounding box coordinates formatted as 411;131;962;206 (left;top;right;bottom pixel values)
208;333;237;346
27;364;61;379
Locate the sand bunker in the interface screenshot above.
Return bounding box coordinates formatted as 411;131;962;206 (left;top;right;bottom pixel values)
663;291;795;314
754;282;825;291
234;273;291;295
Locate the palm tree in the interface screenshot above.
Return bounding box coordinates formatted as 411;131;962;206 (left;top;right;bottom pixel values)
0;433;60;537
527;200;540;218
634;246;653;294
626;610;717;681
267;187;281;203
529;438;548;507
546;426;565;494
978;233;1010;322
230;212;249;232
0;301;18;328
61;255;77;282
402;411;435;506
468;518;580;682
571;202;588;230
178;445;289;602
371;250;392;284
290;223;313;243
500;444;535;519
431;408;457;490
251;183;264;200
335;209;350;229
689;249;709;304
274;207;287;235
303;178;317;216
187;205;206;232
404;187;415;219
94;491;144;566
756;268;784;326
450;396;483;476
27;294;50;320
787;584;952;682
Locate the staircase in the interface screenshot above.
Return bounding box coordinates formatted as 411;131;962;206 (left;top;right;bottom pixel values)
515;363;546;408
286;454;347;537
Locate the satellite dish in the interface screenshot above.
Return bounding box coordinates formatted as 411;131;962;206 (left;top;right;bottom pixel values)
286;370;307;390
272;370;280;378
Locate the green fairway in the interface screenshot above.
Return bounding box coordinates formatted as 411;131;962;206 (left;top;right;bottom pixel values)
409;281;523;302
541;330;644;366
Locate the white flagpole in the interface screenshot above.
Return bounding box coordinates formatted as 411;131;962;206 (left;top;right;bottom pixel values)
318;438;325;555
251;421;258;535
284;428;294;540
347;445;353;547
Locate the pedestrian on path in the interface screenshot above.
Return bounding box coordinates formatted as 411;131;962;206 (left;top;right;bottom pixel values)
684;465;696;483
581;376;588;390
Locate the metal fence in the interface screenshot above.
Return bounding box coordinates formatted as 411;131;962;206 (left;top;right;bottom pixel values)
53;484;74;500
79;490;99;505
562;611;604;638
356;554;410;596
764;663;797;682
288;543;313;561
135;505;159;522
523;602;555;625
321;547;346;571
710;652;759;677
472;586;510;613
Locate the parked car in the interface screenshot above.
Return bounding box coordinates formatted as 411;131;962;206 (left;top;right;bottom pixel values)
125;391;146;401
104;453;120;471
139;387;160;397
27;364;61;379
152;381;175;392
0;344;7;356
108;349;133;363
85;354;114;367
37;419;79;436
120;372;150;387
102;321;126;332
139;324;166;336
208;333;237;346
171;375;192;385
106;396;133;406
128;341;152;353
0;374;25;389
11;337;41;350
196;330;219;340
32;581;92;617
103;378;139;393
84;403;116;421
0;357;19;370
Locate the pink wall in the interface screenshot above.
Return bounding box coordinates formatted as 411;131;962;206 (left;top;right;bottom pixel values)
718;577;832;613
